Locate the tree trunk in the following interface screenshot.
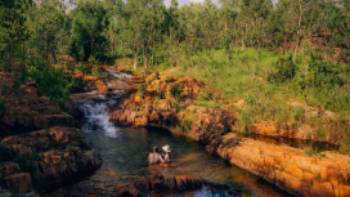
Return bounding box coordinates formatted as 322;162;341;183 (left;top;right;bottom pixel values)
293;0;303;62
133;53;137;70
143;47;147;69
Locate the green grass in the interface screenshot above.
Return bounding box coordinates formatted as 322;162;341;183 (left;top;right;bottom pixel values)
130;47;350;149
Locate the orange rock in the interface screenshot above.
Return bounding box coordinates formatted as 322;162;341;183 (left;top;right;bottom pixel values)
134;116;148;127
251;121;278;136
42;150;62;165
95;80;108;94
217;137;350;197
49;127;69;144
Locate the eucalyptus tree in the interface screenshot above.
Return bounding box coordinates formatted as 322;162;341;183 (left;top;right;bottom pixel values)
29;0;69;65
70;0;111;63
124;0;166;68
0;0;32;71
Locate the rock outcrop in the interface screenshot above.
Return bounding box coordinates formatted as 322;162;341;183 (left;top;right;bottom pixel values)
109;72;350;197
217;133;350;197
110;73;236;154
0;72;74;133
0;127;102;193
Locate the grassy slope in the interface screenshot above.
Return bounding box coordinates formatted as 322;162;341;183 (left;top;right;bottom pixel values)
119;48;350;152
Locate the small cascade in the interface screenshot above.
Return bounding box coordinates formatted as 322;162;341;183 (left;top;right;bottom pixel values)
77;69;131;138
80;101;119;138
104;68;132;79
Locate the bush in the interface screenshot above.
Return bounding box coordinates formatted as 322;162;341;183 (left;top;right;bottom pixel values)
170;85;183;99
268;56;298;83
29;64;70;106
307;54;344;88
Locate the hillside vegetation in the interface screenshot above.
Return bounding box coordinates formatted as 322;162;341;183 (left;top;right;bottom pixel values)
0;0;350;151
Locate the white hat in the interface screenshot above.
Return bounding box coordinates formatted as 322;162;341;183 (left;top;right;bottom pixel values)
162;144;171;153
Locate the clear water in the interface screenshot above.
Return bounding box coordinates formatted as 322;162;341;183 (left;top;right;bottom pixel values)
72;84;290;196
78;126;289;196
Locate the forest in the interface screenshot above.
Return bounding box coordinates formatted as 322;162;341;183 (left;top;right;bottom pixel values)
1;0;350;196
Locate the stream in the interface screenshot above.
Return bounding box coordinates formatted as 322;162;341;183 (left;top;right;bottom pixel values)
59;87;291;197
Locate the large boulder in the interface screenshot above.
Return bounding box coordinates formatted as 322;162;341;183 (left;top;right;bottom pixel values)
217;133;350;197
0;127;102;192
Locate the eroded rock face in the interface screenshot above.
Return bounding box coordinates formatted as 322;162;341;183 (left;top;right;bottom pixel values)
108;72;350;196
109;74;236;153
0;127;102;193
217;133;350;197
0;72;74;133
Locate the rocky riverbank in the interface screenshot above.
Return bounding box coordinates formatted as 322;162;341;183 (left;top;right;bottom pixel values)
0;72;102;195
109;71;350;196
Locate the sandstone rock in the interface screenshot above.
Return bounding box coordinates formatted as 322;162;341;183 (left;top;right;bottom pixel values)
49;127;71;144
95;80;108;94
38;149;102;191
4;173;32;193
217;134;350;197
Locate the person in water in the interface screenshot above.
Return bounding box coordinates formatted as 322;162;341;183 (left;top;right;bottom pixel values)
161;144;171;163
148;146;164;165
148;145;172;165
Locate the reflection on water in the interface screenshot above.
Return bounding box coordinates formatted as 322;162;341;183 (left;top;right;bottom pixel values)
83;128;290;197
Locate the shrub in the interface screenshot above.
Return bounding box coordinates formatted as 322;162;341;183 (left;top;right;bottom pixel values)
170;85;183;99
268;56;298;83
307;54;344;88
29;65;70;106
76;63;91;74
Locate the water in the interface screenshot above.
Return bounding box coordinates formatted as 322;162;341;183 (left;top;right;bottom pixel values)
69;70;290;196
80;101;119;138
75;97;289;196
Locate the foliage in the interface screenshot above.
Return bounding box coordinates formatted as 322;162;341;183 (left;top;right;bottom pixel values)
306;54;344;89
170;85;183;100
70;0;113;63
0;0;31;71
28;62;71;106
268;56;298;83
28;0;68;65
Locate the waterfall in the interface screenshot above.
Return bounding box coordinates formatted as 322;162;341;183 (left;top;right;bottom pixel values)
79;99;119;138
77;69;131;138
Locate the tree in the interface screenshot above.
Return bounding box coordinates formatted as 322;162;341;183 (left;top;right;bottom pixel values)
29;0;68;65
70;0;111;63
124;0;166;69
0;0;31;71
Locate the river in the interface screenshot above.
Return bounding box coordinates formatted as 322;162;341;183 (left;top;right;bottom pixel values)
58;90;291;197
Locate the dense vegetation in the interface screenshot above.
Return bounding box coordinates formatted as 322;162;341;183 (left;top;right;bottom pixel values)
0;0;349;150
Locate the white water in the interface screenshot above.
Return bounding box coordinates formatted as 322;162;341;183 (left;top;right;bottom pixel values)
80;101;119;138
77;69;131;138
